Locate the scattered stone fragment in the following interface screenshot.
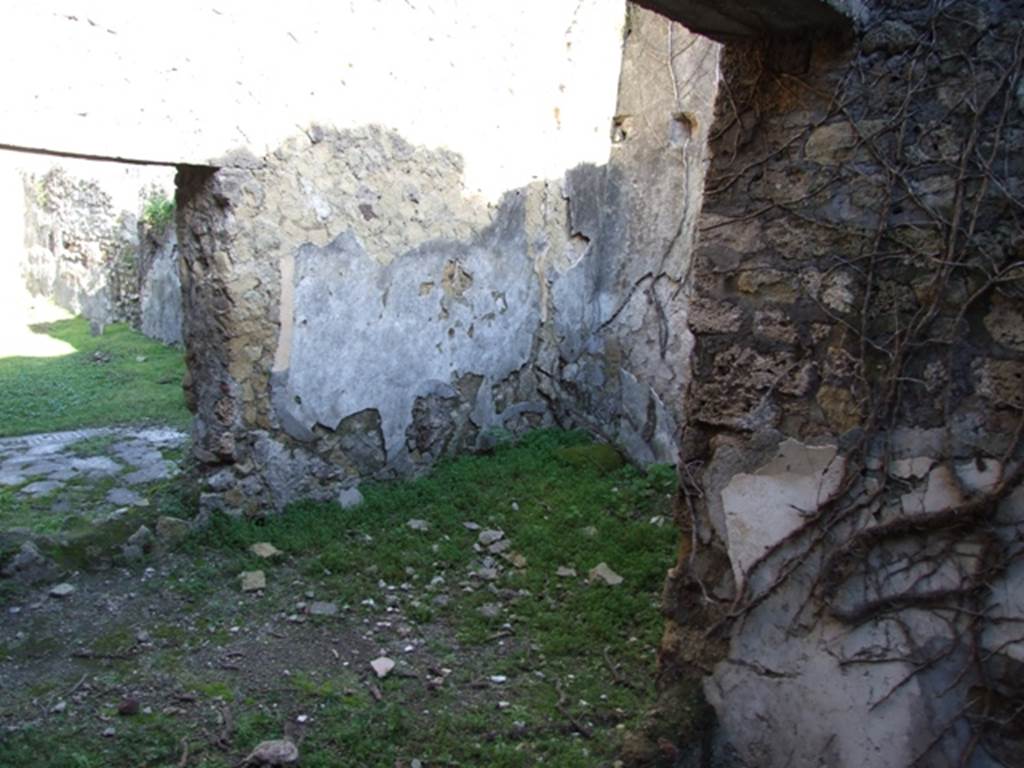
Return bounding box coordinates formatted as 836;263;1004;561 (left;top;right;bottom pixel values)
462;521;481;531
510;502;520;512
241;739;300;766
478;529;505;546
370;656;396;679
407;519;430;532
490;675;508;684
136;630;151;644
556;566;577;578
488;539;512;554
51;700;67;714
2;540;57;582
155;515;191;543
49;582;76;598
338;486;364;509
588;562;624;586
581;526;598;539
117;698;140;716
250;542;284;559
505;552;528;569
477;567;499;581
308;601;339;617
478;603;502;619
102;726;116;738
240;570;266;592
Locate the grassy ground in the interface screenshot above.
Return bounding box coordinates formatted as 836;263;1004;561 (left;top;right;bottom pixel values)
0;317;189;437
0;430;702;767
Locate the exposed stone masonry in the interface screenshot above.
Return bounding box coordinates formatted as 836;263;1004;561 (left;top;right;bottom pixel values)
20;167;182;342
178;9;720;518
655;1;1024;765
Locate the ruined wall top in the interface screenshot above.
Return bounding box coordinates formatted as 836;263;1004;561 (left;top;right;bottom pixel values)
634;0;868;41
1;1;626;201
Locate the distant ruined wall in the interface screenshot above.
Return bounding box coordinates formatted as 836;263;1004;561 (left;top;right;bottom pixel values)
654;0;1024;766
22;168;139;325
177;6;719;516
20;166;182;342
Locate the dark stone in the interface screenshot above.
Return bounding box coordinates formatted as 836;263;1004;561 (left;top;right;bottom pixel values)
632;0;854;42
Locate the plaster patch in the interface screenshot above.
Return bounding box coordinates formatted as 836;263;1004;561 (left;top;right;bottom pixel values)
720;439;846;587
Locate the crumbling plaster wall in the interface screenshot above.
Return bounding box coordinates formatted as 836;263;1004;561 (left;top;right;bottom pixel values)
653;0;1024;765
178;5;720;515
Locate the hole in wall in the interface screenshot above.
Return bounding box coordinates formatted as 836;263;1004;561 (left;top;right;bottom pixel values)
612;114;633;143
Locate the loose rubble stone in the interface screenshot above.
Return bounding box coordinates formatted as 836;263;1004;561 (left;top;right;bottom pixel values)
588;563;623;586
407;519;430;531
505;552;528;569
49;582;76;598
478;529;505;546
370;656;395;678
250;542;284;559
488;539;512;554
338;486;364;509
556;566;577;578
240;570;266;592
308;601;339;616
242;739;300;766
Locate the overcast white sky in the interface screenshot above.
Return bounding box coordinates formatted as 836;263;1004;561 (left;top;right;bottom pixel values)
2;1;627;201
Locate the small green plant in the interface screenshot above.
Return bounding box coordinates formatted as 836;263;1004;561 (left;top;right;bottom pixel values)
141;191;175;233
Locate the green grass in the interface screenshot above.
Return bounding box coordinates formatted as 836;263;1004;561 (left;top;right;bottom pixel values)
0;430;696;767
142;191;175;233
0;317;189;437
184;429;682;765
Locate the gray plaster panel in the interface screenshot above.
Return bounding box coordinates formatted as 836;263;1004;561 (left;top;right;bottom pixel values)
276;200;541;466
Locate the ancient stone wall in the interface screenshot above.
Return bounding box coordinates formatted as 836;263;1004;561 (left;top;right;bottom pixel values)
177;6;720;516
19;166;183;342
21;168;139;325
656;0;1024;765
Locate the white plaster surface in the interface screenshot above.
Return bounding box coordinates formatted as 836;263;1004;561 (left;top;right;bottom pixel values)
720;439;846;586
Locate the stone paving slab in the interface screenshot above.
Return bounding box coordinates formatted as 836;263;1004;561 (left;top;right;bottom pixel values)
0;426;187;513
